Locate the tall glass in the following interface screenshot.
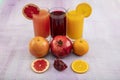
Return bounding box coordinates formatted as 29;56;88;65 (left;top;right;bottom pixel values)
67;10;84;40
33;8;50;38
49;7;66;38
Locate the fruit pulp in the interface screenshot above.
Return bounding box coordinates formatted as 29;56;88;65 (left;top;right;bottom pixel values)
54;59;67;71
50;11;66;38
34;59;47;71
22;4;40;20
71;60;89;73
76;3;92;17
67;10;84;39
33;9;50;38
31;58;49;73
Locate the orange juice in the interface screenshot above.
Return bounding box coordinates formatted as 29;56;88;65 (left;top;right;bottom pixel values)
33;9;50;38
67;10;84;40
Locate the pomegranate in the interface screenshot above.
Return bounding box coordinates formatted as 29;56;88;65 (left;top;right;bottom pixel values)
50;36;72;58
54;59;67;71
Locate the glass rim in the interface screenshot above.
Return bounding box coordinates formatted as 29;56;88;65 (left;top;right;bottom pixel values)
39;7;49;12
49;7;67;13
67;10;84;18
49;7;67;18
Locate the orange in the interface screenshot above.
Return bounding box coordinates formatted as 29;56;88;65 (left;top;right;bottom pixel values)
71;60;89;73
76;3;92;17
31;58;49;73
29;37;49;58
73;39;89;56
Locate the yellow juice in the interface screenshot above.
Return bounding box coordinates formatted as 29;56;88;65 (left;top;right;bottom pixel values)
67;10;84;39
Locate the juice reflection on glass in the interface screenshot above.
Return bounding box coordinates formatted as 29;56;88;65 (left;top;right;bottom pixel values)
67;10;84;40
33;8;50;38
50;7;66;38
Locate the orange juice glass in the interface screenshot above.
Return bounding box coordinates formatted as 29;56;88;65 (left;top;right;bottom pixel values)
33;8;50;38
67;10;84;40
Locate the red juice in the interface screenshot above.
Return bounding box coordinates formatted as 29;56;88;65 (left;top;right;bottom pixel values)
50;10;66;38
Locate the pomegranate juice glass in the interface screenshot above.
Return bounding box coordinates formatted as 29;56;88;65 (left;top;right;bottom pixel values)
33;8;50;38
49;7;66;38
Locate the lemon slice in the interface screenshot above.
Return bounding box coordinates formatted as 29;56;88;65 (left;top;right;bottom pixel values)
71;60;89;73
76;3;92;17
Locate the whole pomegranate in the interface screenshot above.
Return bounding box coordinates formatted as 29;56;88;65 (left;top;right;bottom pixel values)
50;36;72;58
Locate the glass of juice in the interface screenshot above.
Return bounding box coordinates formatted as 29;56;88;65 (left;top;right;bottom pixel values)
33;8;50;38
67;10;84;40
49;7;66;38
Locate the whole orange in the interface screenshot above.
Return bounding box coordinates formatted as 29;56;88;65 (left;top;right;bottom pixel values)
29;37;49;58
73;39;89;56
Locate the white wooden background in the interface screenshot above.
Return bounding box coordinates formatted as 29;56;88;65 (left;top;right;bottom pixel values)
0;0;120;80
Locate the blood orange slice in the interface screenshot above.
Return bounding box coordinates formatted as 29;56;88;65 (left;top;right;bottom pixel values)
22;3;40;20
31;58;49;73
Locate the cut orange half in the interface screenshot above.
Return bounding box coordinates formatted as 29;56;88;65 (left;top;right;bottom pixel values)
31;58;49;73
76;3;92;17
71;60;89;73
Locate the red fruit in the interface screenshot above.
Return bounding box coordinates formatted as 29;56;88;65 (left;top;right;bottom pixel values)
50;36;72;58
22;3;40;20
54;59;67;71
31;58;49;73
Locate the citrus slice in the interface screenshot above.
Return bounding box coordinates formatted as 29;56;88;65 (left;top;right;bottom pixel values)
31;58;49;73
71;60;89;73
22;3;40;20
76;3;92;17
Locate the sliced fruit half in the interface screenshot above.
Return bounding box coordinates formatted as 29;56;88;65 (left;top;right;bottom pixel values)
76;3;92;17
71;60;89;73
22;3;40;20
31;58;49;73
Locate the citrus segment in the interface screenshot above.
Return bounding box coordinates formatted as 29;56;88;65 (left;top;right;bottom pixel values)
31;58;49;73
73;39;89;56
71;60;89;73
76;3;92;17
22;3;40;20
